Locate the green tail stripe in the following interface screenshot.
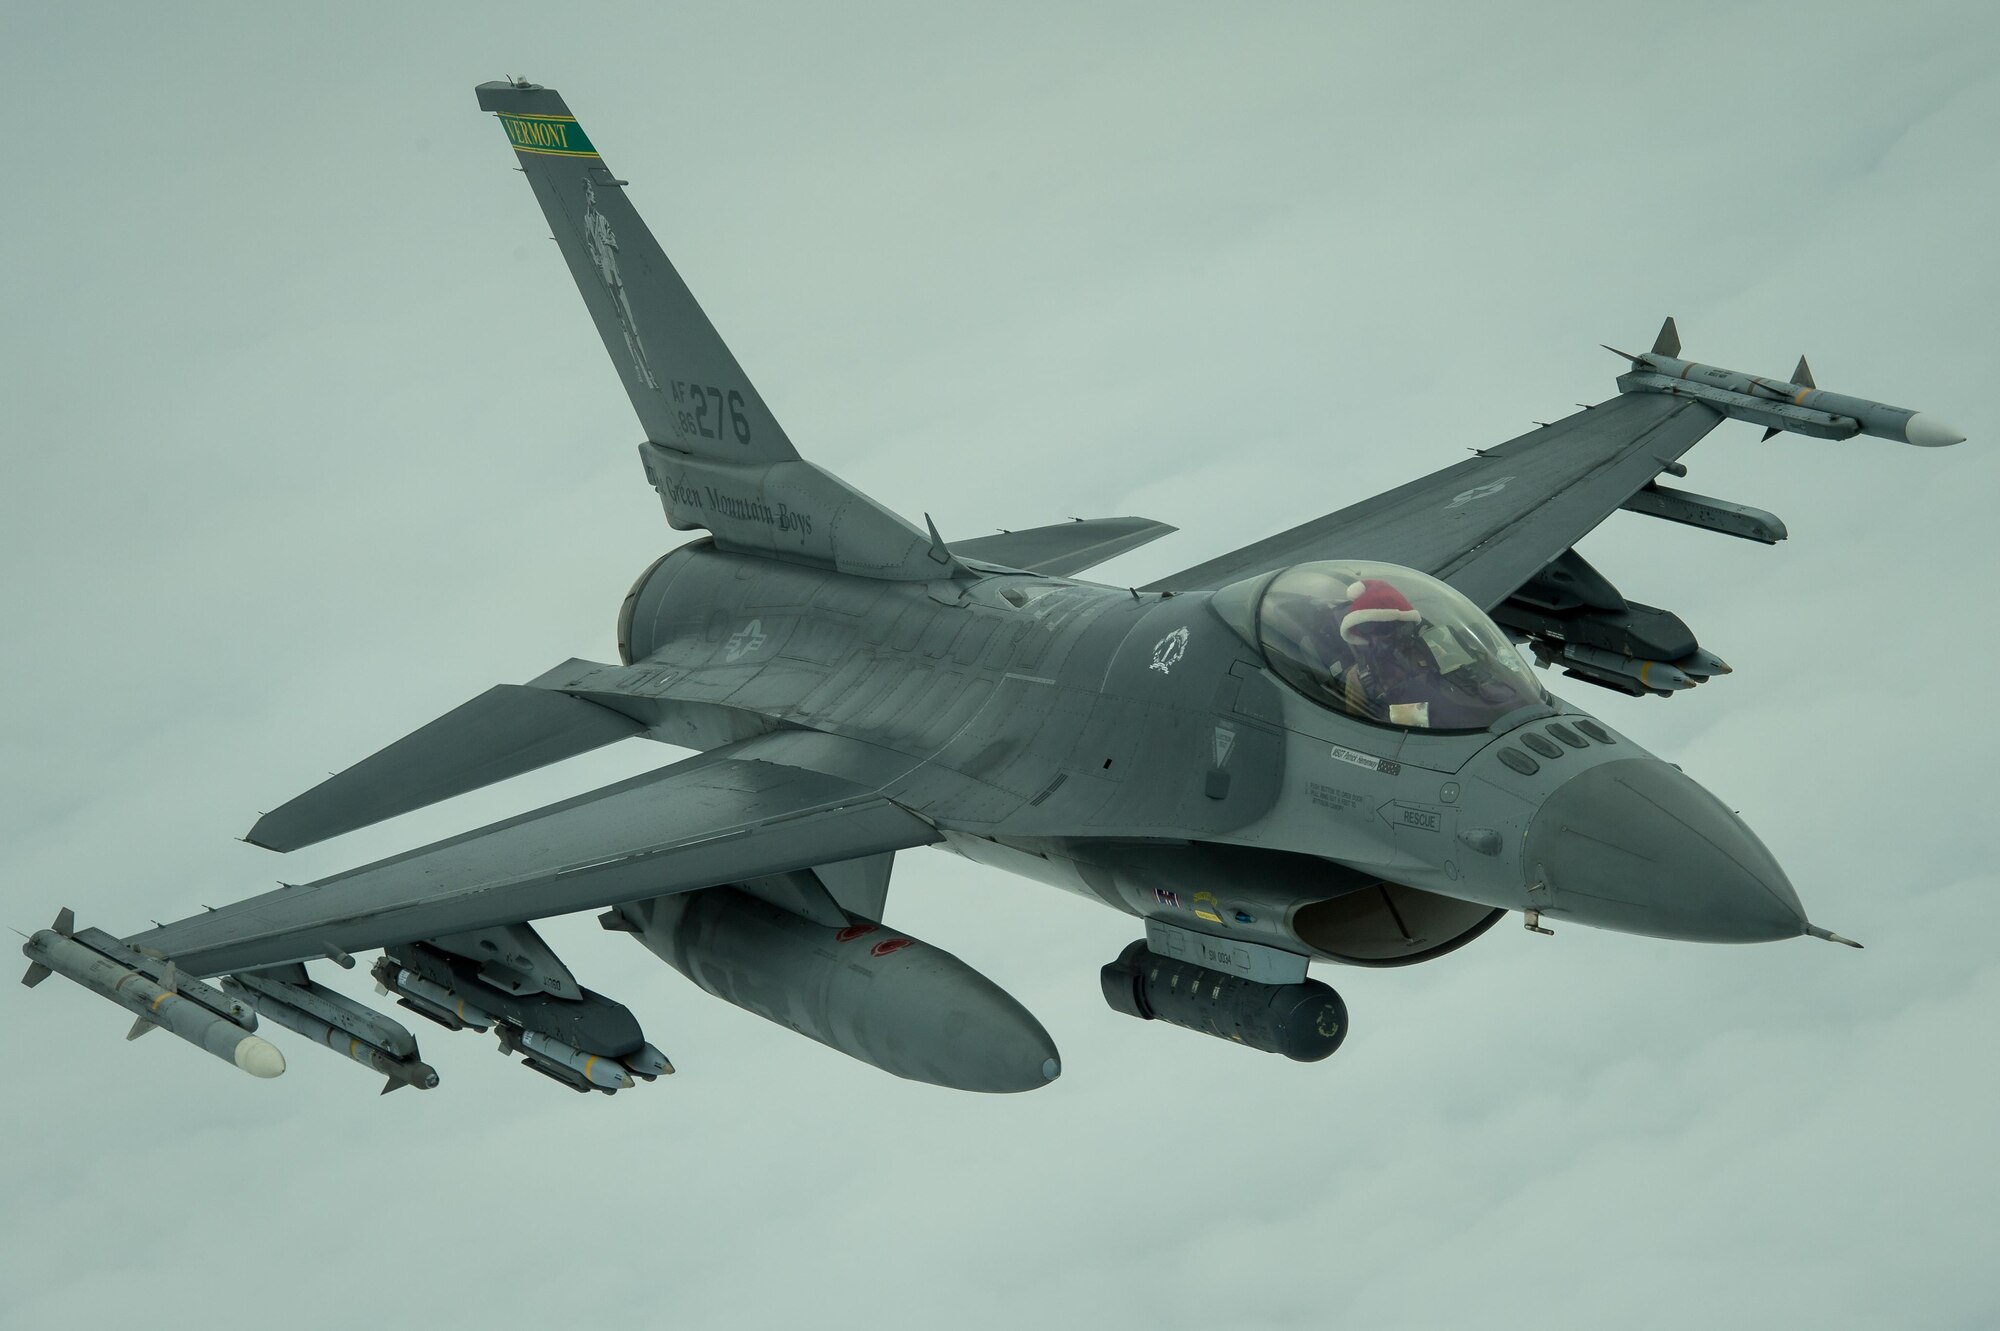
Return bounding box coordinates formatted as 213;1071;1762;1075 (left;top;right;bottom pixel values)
498;112;598;157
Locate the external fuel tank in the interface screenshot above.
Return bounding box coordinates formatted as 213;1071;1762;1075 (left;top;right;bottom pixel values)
631;888;1059;1093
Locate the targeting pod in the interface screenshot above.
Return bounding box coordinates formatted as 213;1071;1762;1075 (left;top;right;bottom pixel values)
1100;940;1348;1062
20;909;284;1080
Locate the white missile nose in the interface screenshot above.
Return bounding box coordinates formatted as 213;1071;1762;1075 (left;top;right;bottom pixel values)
1904;413;1966;447
232;1035;287;1079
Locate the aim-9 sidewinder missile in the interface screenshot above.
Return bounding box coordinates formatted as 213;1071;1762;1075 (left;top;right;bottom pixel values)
1612;318;1966;447
20;909;285;1080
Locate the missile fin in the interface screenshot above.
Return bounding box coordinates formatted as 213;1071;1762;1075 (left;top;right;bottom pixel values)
1651;316;1680;359
127;1017;160;1041
160;961;180;995
1760;427;1781;442
1793;355;1815;389
21;961;51;988
52;907;74;937
380;1077;403;1095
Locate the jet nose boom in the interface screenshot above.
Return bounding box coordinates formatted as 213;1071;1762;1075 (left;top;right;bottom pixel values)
1523;759;1805;943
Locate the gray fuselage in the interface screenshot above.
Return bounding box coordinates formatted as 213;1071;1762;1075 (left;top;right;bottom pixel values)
616;541;1808;966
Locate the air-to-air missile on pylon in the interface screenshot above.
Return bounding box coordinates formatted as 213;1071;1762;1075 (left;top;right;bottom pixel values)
20;83;1942;1099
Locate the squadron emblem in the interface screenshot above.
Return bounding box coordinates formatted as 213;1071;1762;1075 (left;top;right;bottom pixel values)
1150;627;1190;674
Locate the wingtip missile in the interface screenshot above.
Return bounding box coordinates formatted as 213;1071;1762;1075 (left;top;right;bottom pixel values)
1616;326;1966;448
1902;414;1966;448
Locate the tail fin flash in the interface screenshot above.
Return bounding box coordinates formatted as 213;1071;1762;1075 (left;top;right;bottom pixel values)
476;80;797;464
478;81;972;582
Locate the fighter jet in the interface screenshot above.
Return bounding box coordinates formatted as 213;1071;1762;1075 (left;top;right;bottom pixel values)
21;80;1967;1097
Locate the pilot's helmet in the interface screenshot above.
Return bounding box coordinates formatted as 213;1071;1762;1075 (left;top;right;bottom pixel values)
1340;578;1421;645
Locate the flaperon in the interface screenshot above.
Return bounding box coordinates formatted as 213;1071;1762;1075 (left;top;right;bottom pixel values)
20;80;1963;1097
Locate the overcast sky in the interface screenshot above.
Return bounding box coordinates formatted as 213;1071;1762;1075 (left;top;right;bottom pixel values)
4;4;1997;1328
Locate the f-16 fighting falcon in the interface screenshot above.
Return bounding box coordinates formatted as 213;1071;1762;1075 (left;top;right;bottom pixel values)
21;81;1968;1097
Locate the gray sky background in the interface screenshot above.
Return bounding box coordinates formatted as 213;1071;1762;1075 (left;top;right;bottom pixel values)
4;4;1997;1328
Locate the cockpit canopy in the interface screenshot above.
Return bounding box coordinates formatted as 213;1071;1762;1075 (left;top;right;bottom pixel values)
1256;561;1543;731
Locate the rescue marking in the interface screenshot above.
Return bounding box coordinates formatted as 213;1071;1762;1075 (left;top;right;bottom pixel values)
1212;725;1237;769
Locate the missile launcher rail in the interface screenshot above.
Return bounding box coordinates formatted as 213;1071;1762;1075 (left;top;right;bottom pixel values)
1610;316;1965;448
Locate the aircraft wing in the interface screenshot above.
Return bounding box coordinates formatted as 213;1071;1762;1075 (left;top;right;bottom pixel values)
123;737;940;977
1143;390;1723;610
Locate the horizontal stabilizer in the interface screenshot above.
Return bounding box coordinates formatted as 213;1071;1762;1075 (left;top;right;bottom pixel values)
247;685;644;852
955;517;1178;577
130;736;942;976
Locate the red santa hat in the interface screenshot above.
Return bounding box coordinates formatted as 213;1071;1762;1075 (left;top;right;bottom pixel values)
1340;578;1420;644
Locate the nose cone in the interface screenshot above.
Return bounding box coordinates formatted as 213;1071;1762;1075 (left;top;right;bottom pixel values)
1524;759;1805;942
1903;413;1966;448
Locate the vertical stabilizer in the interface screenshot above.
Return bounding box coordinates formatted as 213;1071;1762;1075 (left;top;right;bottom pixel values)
475;80;795;464
478;80;964;581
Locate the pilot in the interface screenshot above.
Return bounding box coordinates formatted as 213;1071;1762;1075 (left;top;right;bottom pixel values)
1338;578;1439;727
